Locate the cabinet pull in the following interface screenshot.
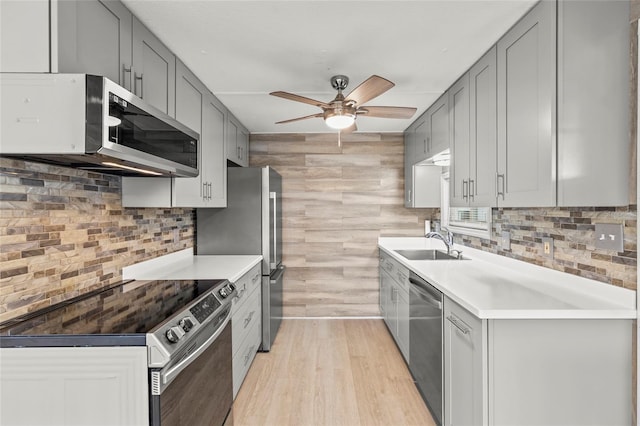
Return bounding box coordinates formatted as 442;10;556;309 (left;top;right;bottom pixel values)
244;310;255;328
122;65;132;91
234;283;247;301
243;345;255;366
496;173;505;200
251;273;260;284
134;73;144;98
469;179;475;201
208;182;212;200
407;189;412;204
447;315;470;335
462;179;468;200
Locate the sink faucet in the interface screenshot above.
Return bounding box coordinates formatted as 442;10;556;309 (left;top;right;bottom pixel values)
425;229;454;254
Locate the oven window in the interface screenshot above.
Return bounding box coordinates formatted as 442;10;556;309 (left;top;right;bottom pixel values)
109;94;198;169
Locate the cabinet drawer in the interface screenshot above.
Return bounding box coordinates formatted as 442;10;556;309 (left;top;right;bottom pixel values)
232;317;261;398
232;285;261;357
232;263;262;314
380;252;409;293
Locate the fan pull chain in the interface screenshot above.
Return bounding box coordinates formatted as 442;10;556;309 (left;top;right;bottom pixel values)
338;131;341;148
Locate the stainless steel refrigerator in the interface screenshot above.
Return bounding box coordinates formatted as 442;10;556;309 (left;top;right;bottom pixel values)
196;166;284;351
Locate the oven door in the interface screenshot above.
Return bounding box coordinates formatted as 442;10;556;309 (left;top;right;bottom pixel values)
150;311;233;426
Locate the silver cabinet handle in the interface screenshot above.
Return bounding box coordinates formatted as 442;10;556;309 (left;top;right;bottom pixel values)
208;182;212;200
407;189;412;204
243;310;255;329
122;65;132;91
447;315;470;335
469;179;475;201
134;73;144;98
234;283;247;301
251;273;260;284
462;179;468;201
497;173;505;200
243;344;255;366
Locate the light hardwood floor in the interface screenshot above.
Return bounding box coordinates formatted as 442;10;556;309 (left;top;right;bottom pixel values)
233;319;436;426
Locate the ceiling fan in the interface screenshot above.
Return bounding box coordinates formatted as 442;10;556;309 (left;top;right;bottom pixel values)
270;75;417;133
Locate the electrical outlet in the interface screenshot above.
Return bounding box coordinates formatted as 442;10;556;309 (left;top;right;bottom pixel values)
541;237;553;258
595;223;624;252
499;231;510;251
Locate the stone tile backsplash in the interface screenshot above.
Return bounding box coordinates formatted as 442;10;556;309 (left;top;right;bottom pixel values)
455;206;637;291
0;158;194;322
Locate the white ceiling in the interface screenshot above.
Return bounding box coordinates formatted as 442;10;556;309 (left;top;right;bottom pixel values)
121;0;537;134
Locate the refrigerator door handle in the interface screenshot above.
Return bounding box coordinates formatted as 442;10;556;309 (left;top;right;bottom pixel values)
269;265;285;283
270;191;277;270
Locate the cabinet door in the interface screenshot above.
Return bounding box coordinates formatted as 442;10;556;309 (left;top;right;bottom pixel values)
57;0;133;91
203;94;228;207
173;59;206;207
403;125;415;207
0;0;50;72
449;73;470;207
396;289;409;363
414;118;429;163
469;46;497;207
443;298;486;426
496;0;556;207
556;0;630;207
132;17;175;116
238;125;250;167
427;93;449;157
226;114;240;165
0;347;148;426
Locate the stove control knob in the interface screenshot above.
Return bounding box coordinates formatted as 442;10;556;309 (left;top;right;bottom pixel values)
179;317;194;332
165;326;185;344
219;287;229;299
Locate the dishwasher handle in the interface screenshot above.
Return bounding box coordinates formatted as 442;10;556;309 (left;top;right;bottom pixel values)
409;272;443;310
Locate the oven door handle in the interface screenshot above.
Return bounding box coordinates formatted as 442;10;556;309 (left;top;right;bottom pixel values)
160;309;231;390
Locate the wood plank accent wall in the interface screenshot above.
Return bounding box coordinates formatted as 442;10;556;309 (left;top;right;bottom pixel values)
250;133;437;317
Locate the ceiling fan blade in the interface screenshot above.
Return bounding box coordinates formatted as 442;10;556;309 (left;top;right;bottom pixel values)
270;91;331;109
275;113;324;124
357;106;417;119
341;122;357;134
344;75;395;106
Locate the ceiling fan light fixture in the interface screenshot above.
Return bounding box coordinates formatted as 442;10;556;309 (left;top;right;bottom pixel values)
325;112;355;130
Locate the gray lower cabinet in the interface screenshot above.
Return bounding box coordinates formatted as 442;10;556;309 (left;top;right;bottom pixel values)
379;251;409;362
231;264;262;398
444;296;632;425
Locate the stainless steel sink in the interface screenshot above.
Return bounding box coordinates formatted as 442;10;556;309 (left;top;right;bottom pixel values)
394;249;466;261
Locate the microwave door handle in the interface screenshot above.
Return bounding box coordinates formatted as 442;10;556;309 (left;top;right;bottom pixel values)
159;309;231;392
270;191;277;270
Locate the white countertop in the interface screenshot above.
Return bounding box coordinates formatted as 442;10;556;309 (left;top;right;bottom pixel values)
379;237;636;319
123;248;262;283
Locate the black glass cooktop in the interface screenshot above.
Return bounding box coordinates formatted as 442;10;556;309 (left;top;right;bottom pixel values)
0;279;224;344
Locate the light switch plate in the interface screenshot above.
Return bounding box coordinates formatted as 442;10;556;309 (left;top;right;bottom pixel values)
594;223;624;252
499;231;510;251
541;237;554;258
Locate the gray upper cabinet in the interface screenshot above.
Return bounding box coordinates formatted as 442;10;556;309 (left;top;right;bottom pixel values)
413;118;429;163
449;74;470;208
556;0;630;207
496;0;556;208
132;17;176;117
468;47;497;207
57;0;133;90
426;93;449;158
1;0;133;85
450;47;497;208
226;113;249;167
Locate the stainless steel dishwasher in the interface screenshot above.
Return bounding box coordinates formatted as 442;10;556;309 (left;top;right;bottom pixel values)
409;271;443;426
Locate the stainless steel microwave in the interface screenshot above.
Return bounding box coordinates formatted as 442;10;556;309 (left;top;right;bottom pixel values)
0;74;199;177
